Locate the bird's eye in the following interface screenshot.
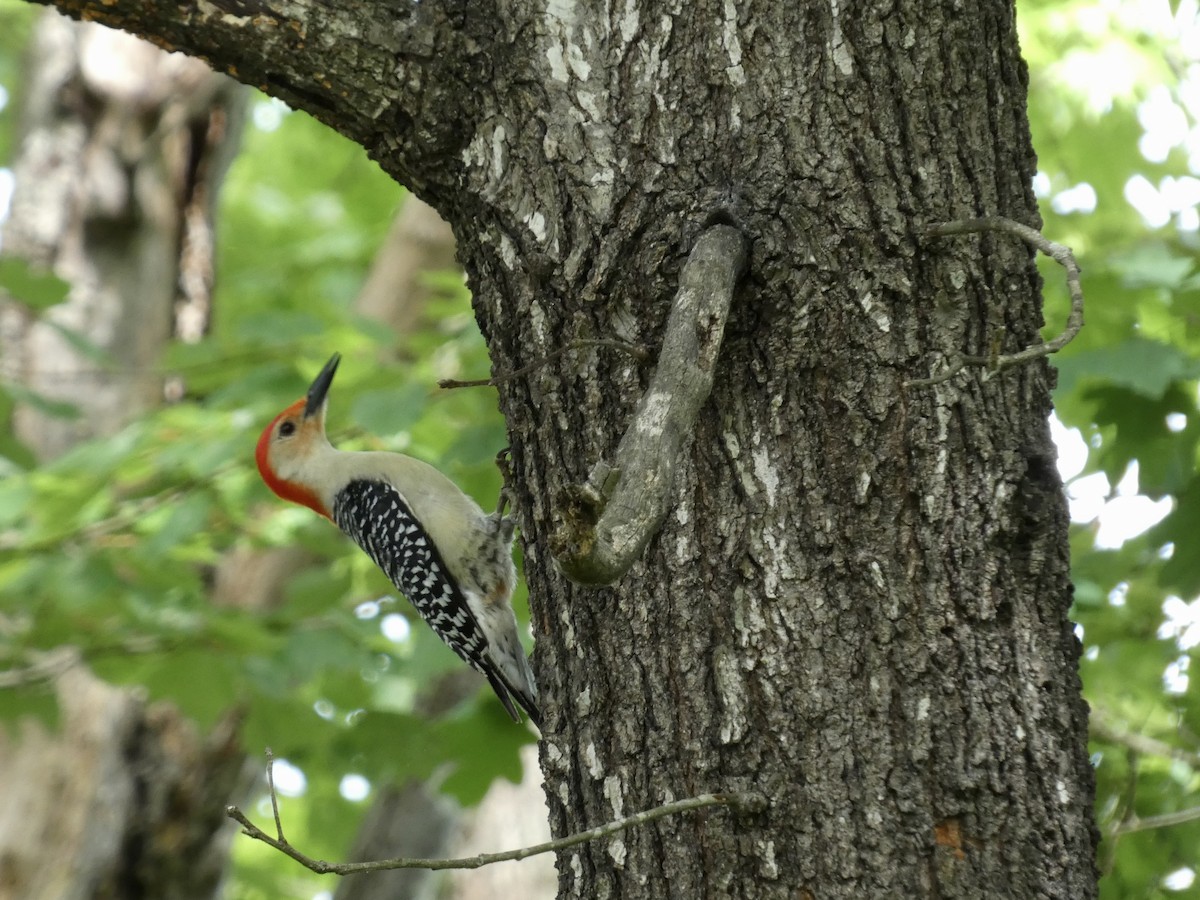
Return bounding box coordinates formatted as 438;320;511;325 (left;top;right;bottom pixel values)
278;420;297;438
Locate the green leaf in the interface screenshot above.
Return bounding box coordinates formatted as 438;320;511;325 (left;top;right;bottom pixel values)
41;320;118;366
1054;338;1197;401
2;382;81;420
0;257;70;309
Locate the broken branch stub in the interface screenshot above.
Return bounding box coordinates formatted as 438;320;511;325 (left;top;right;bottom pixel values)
552;223;748;585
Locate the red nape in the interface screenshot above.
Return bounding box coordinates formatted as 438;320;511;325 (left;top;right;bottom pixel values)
255;401;331;520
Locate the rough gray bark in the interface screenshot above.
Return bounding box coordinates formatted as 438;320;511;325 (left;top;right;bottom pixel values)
25;0;1099;897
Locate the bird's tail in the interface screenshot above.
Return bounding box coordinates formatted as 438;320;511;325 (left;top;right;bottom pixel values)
486;665;542;728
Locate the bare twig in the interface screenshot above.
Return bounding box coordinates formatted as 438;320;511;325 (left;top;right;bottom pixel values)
908;216;1084;387
0;646;81;688
551;223;749;585
439;339;648;390
1109;805;1200;836
1091;710;1200;770
265;749;286;841
227;756;766;876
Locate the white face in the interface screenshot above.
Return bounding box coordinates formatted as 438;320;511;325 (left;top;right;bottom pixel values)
270;403;330;471
256;400;334;518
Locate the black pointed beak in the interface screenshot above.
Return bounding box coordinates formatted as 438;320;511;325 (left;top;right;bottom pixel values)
304;353;340;419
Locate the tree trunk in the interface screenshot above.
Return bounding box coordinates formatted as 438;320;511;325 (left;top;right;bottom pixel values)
0;11;243;459
27;0;1099;896
0;13;252;899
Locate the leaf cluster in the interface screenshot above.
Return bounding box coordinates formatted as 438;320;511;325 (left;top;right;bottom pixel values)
1022;2;1200;895
0;82;532;896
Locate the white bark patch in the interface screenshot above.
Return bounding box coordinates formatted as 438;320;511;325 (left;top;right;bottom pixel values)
570;853;583;882
558;601;576;648
499;232;517;270
525;211;547;242
917;696;931;721
722;430;741;458
585;741;603;779
546;0;577;21
461;129;488;170
1056;779;1070;804
604;774;625;818
567;43;592;80
529;298;548;343
608;838;627;867
576;89;601;121
829;0;854;75
859;291;890;333
675;534;690;562
869;560;886;592
490;124;508;182
634;390;670;439
752;445;778;506
721;0;747;85
759;528;794;600
935;403;951;473
618;0;639;45
856;470;871;504
545;42;569;83
758;839;779;878
715;649;748;744
577;686;592;715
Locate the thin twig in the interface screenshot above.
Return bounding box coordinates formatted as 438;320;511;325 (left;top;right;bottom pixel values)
1109;805;1200;836
265;749;285;842
1091;711;1200;770
226;768;766;875
0;646;81;689
907;216;1084;387
439;339;649;390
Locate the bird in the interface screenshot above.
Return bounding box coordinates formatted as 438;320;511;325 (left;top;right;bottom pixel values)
255;353;540;726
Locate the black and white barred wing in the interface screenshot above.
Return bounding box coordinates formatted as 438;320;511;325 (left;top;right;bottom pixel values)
331;478;523;720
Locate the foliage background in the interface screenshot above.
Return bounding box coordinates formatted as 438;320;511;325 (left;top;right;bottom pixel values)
1;0;1199;896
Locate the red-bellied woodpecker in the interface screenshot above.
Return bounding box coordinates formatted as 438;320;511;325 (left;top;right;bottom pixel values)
255;353;540;727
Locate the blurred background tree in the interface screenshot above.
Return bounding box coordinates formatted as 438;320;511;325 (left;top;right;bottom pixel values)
2;0;1200;897
0;4;548;898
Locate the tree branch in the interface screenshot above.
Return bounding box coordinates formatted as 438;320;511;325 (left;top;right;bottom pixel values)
550;224;749;585
1109;805;1200;836
226;752;766;875
1090;710;1200;770
0;646;80;688
27;0;478;200
908;216;1084;387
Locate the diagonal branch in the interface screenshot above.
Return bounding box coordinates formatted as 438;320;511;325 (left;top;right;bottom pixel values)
1109;805;1200;837
549;223;749;585
1090;709;1200;770
226;754;766;875
908;216;1084;387
28;0;482;200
